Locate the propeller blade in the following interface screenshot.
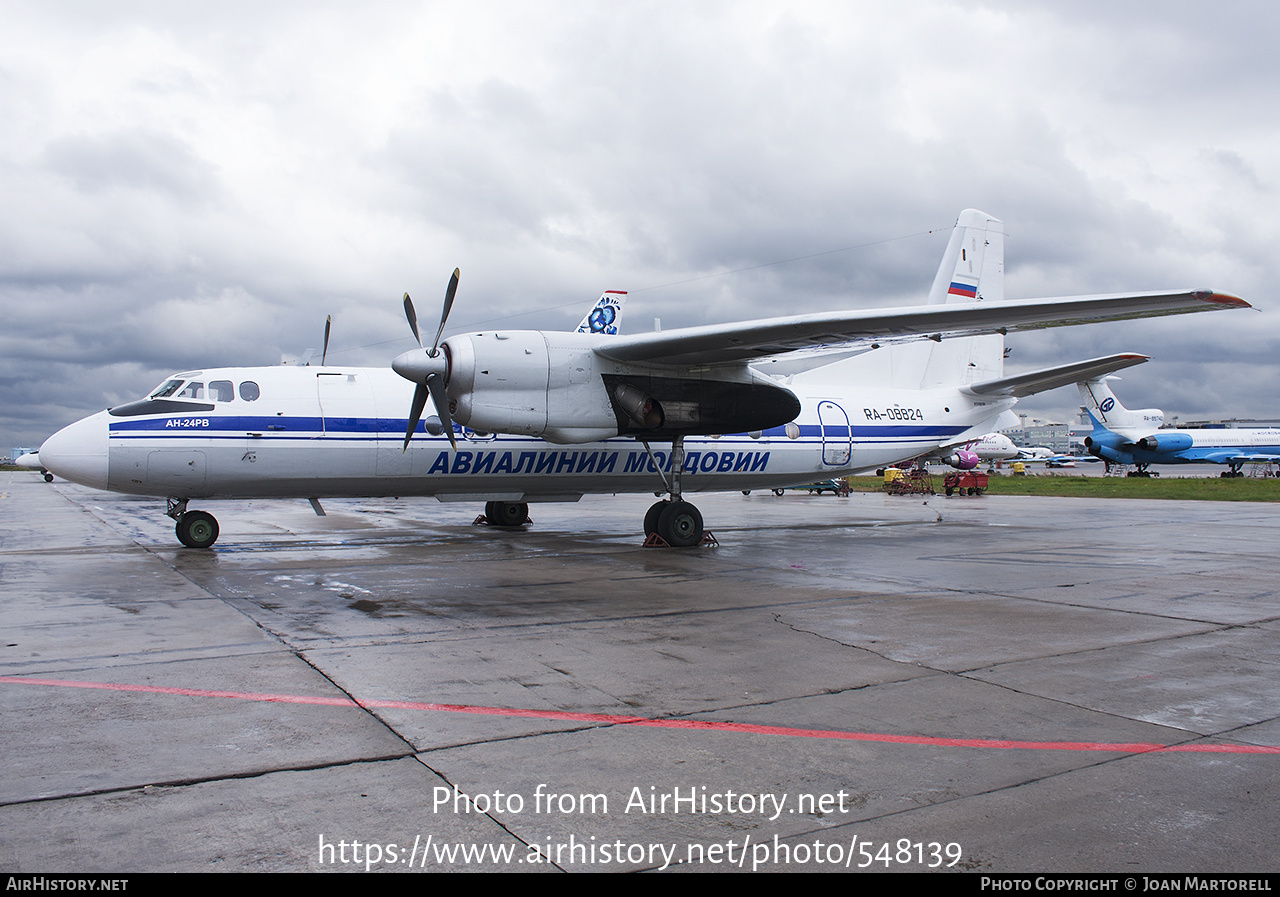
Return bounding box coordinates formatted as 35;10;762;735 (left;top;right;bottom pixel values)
399;269;461;450
430;268;460;356
403;383;430;452
404;293;422;347
321;315;332;366
427;372;457;451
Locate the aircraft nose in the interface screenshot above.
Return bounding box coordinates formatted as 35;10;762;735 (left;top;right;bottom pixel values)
40;411;109;490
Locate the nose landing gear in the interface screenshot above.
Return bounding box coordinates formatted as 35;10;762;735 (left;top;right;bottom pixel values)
166;498;220;549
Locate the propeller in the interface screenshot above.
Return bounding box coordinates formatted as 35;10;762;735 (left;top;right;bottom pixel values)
394;269;461;451
320;315;332;366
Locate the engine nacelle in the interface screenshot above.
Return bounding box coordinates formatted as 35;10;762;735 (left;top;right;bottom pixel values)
435;330;802;444
1085;441;1132;464
940;449;980;470
1137;432;1193;453
444;331;621;443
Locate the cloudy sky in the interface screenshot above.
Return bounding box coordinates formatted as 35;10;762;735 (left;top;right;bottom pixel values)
3;1;1277;451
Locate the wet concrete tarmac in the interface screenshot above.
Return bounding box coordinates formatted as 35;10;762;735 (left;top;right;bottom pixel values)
1;470;1277;872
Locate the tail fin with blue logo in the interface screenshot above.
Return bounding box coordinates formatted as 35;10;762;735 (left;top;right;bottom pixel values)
577;291;627;335
1077;377;1164;440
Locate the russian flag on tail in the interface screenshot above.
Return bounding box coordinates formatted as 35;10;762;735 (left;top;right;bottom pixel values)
948;280;978;299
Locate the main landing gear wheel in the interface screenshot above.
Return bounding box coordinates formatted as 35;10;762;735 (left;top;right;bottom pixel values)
176;510;219;549
485;501;529;527
644;500;670;537
656;500;703;548
640;435;709;547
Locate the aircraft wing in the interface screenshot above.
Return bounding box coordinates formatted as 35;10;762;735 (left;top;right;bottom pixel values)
1203;451;1280;464
963;353;1150;399
595;291;1247;366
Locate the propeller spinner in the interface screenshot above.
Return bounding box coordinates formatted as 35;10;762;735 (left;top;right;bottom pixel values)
394;269;461;451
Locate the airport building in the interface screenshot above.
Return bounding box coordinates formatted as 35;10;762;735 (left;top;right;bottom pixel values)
999;419;1072;454
8;447;37;465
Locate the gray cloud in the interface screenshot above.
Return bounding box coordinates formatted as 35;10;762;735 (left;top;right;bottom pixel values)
1;1;1276;451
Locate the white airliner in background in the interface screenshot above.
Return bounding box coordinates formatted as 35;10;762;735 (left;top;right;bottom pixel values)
37;210;1247;548
912;431;1020;473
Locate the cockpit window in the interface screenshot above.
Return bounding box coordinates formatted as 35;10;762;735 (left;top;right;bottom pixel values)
239;381;260;401
150;379;184;399
178;381;204;399
209;380;234;402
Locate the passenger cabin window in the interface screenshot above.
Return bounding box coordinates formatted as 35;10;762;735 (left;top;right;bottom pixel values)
178;381;204;399
239;381;260;401
209;380;234;402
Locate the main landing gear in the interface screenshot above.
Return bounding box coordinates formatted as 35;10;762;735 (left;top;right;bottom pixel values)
641;435;711;548
167;498;220;549
481;501;530;527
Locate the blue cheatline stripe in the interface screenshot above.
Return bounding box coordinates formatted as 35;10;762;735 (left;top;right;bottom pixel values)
109;417;971;440
108;416;975;459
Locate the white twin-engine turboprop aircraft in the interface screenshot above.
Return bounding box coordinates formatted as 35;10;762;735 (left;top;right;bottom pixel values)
37;210;1248;548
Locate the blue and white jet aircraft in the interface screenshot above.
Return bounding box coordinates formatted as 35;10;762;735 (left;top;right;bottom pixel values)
1079;377;1280;477
37;209;1248;548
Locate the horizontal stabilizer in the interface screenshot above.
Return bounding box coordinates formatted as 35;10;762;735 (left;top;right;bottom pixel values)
962;353;1150;399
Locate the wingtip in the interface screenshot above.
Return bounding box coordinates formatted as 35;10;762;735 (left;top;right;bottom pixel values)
1195;291;1250;309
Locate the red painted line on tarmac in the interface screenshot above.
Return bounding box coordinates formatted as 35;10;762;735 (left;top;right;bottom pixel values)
3;675;1277;755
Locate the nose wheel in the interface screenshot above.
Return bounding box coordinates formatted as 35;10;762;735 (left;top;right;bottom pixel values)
175;511;219;548
166;498;220;549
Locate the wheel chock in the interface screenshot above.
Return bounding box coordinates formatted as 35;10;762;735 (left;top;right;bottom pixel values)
473;514;533;527
642;531;719;548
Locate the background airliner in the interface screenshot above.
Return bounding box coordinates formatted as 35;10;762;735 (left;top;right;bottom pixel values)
36;210;1247;547
1079;377;1280;477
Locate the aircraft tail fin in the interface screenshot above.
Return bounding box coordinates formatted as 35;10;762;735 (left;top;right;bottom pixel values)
577;291;627;335
1077;377;1164;438
914;209;1006;388
927;209;1005;306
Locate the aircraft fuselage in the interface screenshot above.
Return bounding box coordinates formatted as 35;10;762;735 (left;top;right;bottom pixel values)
42;364;1004;503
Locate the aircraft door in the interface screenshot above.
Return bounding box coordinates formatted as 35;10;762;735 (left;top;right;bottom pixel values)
817;401;851;466
317;371;377;481
317;372;375;439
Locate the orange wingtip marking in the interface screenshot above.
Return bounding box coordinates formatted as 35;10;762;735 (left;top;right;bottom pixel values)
1198;291;1250;308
